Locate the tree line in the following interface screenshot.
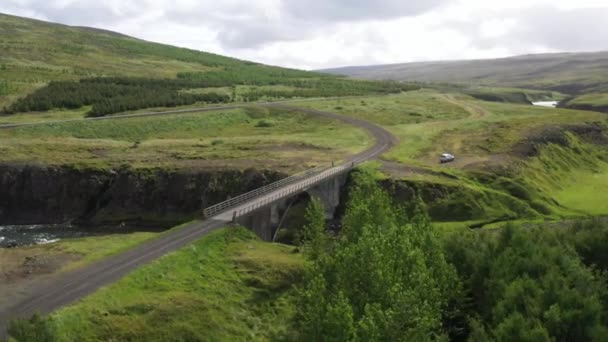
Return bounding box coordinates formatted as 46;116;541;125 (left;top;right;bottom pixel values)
294;168;608;341
2;78;230;117
3;72;417;116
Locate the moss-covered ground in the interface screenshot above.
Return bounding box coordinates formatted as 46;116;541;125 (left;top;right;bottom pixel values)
0;106;370;172
45;228;303;341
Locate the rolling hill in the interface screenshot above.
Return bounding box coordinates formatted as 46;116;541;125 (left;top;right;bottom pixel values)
320;51;608;94
0;13;412;116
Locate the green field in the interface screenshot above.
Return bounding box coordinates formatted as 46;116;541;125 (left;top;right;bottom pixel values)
0;106;370;172
294;90;608;222
553;165;608;215
42;228;302;341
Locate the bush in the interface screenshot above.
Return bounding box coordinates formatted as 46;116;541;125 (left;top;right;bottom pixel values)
8;314;56;342
255;119;274;128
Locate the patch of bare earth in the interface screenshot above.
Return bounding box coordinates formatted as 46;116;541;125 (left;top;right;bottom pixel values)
0;247;81;305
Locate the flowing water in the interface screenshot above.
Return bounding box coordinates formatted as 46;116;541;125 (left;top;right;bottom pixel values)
532;101;560;108
0;224;164;248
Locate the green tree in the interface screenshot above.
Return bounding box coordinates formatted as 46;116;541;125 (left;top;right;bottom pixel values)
444;224;608;341
8;314;56;342
300;197;328;260
295;168;458;340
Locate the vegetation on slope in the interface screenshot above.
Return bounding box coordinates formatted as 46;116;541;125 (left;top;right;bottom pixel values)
9;170;608;341
0;13;417;117
294;168;608;341
428;85;565;104
0;106;371;171
294;91;608;223
277;168;608;340
320;51;608;95
8;228;304;341
295;171;457;340
561;93;608;113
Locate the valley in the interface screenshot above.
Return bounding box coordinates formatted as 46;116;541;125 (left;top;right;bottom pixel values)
1;9;608;342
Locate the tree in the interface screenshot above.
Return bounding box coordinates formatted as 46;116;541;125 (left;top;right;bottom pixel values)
443;224;608;341
8;314;56;342
300;197;328;260
295;168;458;340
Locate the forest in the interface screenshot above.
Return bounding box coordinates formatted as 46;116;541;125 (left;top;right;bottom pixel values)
294;168;608;341
2;66;416;117
2;78;230;117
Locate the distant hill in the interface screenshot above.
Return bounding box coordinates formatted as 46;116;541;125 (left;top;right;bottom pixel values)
0;13;248;82
320;51;608;94
0;13;413;116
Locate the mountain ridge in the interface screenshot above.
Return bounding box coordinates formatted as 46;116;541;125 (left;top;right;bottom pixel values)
319;51;608;94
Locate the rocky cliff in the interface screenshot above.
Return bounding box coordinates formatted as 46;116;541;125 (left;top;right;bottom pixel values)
0;164;283;227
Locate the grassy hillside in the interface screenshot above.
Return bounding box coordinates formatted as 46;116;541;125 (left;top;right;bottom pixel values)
0;106;371;172
293;90;608;224
431;85;565;104
8;228;304;341
561;92;608;113
0;13;414;118
321;51;608;94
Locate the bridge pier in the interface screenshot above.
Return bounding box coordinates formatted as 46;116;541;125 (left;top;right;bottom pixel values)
306;174;346;219
234;173;348;241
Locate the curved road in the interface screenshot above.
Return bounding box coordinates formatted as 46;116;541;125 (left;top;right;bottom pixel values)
0;104;396;336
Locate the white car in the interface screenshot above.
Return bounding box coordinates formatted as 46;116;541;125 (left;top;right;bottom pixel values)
440;153;455;163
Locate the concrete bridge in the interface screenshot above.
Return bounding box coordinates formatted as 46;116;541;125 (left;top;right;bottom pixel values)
203;104;395;240
0;104;396;335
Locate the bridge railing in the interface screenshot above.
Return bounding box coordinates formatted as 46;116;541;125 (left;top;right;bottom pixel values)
203;163;333;218
231;162;354;219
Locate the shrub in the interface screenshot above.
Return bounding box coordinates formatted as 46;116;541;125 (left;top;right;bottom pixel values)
255;119;274;128
8;314;56;342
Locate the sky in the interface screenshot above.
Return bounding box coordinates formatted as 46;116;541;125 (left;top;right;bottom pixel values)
2;0;608;70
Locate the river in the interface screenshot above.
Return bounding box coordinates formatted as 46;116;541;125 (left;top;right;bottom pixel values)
0;224;164;248
532;101;560;108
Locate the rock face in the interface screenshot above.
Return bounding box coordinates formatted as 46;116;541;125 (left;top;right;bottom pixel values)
0;164;283;227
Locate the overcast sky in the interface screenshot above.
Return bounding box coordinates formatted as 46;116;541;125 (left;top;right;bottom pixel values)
2;0;608;70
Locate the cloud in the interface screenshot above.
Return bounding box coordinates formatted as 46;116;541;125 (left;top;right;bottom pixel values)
510;7;608;51
3;0;141;25
281;0;448;22
1;0;607;69
441;5;608;57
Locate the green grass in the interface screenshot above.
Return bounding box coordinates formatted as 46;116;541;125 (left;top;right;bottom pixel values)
0;230;161;306
0;106;371;171
295;90;605;164
461;86;565;104
1;223;202;283
554;167;608;215
296;90;608;224
563;92;608;113
568;93;608;106
48;228;303;341
0;13;411;117
0;107;91;125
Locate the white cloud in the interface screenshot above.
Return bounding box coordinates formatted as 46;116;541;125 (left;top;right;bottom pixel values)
1;0;607;69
